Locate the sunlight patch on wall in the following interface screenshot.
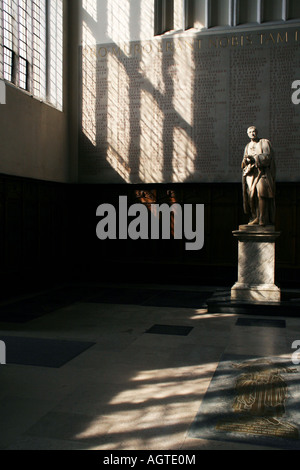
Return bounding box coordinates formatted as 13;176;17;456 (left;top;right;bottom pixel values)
106;52;131;182
172;127;196;182
173;37;195;127
82;0;97;22
172;37;196;182
81;21;97;147
107;0;130;53
139;40;165;95
139;89;164;182
140;0;155;40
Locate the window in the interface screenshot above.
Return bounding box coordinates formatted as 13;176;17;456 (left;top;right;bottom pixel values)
184;0;300;30
287;0;300;20
263;0;283;22
0;0;63;110
237;0;259;25
18;1;29;90
2;0;15;84
48;0;63;110
155;0;174;35
185;0;194;29
210;0;231;27
185;0;206;30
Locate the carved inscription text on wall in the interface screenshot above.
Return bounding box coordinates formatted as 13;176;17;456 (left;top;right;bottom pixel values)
79;27;300;183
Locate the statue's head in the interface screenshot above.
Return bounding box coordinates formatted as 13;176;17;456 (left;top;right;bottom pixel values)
247;126;258;139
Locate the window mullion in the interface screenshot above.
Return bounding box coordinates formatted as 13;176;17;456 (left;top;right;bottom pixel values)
48;0;63;110
162;0;166;31
16;0;21;86
46;0;50;102
184;0;193;30
154;0;162;35
27;0;33;94
0;3;3;78
19;0;28;90
10;0;18;85
232;0;240;26
258;0;263;22
228;0;233;26
32;0;47;100
283;0;288;20
206;0;211;28
0;2;3;79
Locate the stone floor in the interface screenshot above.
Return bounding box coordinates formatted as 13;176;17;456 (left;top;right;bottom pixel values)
0;282;300;451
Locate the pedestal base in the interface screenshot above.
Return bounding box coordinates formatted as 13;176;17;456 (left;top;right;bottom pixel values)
231;282;281;303
231;225;281;304
206;289;300;317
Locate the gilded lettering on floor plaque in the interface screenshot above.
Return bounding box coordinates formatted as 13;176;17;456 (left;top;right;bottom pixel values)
216;358;299;440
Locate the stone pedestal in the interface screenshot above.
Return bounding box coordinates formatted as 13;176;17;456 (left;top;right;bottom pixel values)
231;225;281;303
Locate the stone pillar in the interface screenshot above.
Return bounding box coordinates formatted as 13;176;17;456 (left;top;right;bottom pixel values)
231;225;281;303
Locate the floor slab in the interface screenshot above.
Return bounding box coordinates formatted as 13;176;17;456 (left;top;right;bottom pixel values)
0;282;299;451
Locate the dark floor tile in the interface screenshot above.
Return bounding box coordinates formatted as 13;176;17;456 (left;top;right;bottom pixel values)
145;324;194;336
0;336;95;368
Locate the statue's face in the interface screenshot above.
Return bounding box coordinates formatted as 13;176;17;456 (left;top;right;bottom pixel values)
248;128;257;140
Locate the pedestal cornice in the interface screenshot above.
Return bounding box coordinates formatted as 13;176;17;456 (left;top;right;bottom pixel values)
232;225;281;242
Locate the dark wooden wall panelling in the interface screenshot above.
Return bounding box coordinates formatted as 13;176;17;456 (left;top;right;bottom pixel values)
0;175;72;297
0;174;299;297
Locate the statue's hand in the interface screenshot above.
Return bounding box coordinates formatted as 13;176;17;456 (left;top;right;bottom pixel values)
243;163;255;176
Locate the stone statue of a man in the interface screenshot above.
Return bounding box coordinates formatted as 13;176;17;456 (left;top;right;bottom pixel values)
242;126;276;226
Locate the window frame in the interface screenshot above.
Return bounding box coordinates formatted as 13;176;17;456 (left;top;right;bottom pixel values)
155;0;174;36
0;0;63;110
183;0;300;31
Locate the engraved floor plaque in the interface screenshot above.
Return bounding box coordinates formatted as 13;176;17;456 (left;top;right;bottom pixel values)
189;354;300;449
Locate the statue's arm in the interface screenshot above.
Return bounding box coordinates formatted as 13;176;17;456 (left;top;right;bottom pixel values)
255;140;273;168
242;145;254;168
241;146;247;168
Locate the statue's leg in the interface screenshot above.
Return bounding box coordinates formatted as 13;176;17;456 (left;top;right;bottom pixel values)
248;192;259;225
259;197;269;226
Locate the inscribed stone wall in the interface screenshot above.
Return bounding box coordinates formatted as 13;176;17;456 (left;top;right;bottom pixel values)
79;26;300;183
